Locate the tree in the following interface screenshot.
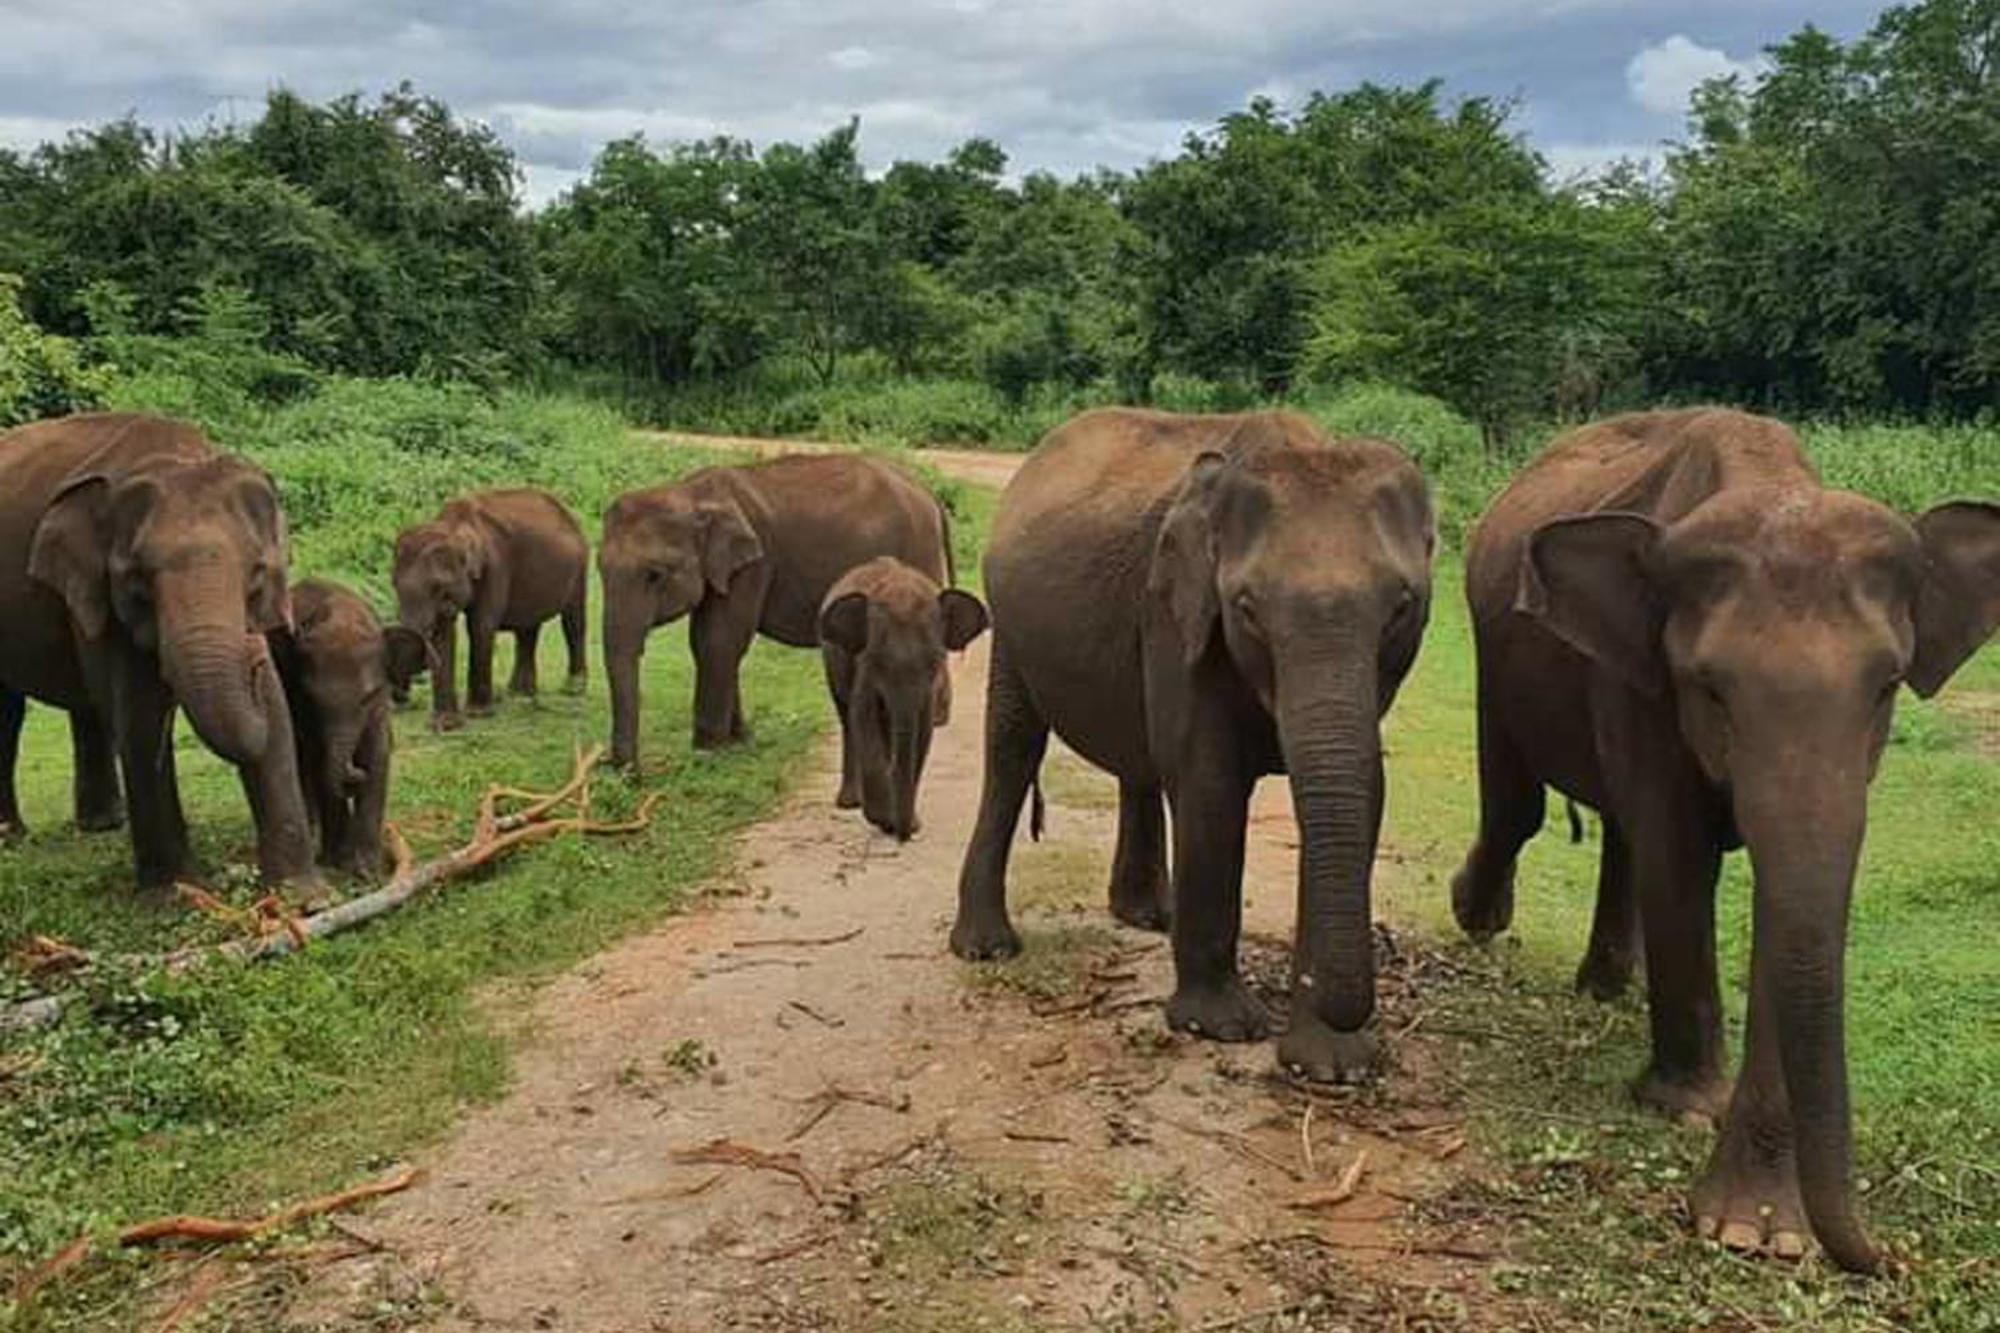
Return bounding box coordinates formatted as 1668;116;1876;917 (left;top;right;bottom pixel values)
0;272;111;426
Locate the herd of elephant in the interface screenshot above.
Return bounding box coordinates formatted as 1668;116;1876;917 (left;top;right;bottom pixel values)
2;406;1996;1275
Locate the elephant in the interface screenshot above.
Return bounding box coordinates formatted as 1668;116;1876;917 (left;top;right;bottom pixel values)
389;488;589;731
820;556;989;840
0;413;319;893
952;409;1435;1083
598;453;953;769
1450;408;2000;1272
269;579;427;878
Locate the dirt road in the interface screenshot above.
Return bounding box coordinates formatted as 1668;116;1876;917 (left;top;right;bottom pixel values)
293;446;1510;1332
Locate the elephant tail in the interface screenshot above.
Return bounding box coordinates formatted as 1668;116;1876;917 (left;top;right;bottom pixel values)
1029;774;1046;842
938;495;958;589
1566;798;1585;844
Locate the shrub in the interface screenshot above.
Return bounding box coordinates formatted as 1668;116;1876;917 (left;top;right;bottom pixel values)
0;272;111;427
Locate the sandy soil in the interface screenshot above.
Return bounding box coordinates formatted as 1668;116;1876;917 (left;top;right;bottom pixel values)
285;447;1519;1333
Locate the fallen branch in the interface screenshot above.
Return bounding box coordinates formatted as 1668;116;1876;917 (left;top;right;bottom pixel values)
1002;1128;1072;1144
4;747;662;1033
785;1085;908;1142
7;1233;91;1307
671;1139;826;1205
1160;1116;1305;1183
119;1167;425;1247
731;926;864;950
151;1259;231;1333
1288;1150;1369;1210
602;1173;726;1207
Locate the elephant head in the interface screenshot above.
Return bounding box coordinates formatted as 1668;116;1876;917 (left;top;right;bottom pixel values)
284;584;424;801
821;564;988;840
29;456;295;766
1520;490;2000;1272
1151;436;1434;1079
392;519;486;640
598;480;764;768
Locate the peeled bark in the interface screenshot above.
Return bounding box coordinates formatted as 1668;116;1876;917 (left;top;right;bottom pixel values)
1276;654;1382;1034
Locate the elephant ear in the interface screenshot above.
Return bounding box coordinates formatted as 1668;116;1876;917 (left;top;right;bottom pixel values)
1909;499;2000;698
27;474;114;639
1151;452;1228;668
232;465;295;633
1518;512;1668;697
939;588;989;651
819;590;870;654
382;626;435;687
699;498;764;596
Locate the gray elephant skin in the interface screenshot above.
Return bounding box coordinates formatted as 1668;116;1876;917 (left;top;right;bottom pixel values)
1452;408;2000;1271
0;413;318;892
598;454;953;768
820;555;988;840
269;578;426;878
953;409;1435;1084
390;488;589;731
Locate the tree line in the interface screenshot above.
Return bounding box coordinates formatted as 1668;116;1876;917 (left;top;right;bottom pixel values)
4;0;1998;440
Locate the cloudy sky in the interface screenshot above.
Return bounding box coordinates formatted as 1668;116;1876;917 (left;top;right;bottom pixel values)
0;1;1886;207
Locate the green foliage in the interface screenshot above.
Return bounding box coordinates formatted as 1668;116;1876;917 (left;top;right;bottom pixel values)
0;272;110;426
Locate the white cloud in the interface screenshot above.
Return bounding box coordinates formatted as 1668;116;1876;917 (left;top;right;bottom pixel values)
829;46;878;70
1626;34;1766;117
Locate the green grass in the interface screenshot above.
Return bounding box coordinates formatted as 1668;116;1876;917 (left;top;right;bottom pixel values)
0;377;845;1327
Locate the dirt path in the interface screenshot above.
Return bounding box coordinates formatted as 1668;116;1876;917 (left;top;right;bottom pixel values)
290;448;1512;1333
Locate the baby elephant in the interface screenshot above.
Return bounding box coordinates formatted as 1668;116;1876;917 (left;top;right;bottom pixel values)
819;558;988;840
270;580;428;878
390;488;589;730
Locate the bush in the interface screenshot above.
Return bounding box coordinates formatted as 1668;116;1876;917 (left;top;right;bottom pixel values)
0;272;111;426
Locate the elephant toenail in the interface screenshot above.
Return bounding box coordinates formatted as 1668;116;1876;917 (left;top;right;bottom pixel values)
1718;1221;1761;1251
1773;1232;1806;1260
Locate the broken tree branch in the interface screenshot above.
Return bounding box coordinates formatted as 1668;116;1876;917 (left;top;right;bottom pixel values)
119;1167;425;1247
671;1139;826;1205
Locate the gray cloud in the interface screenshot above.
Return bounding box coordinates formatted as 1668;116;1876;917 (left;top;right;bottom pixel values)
0;0;1888;206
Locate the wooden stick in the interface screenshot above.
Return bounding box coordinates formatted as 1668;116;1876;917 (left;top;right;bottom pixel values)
1288;1150;1369;1210
731;926;864;950
119;1167;425;1247
670;1140;826;1205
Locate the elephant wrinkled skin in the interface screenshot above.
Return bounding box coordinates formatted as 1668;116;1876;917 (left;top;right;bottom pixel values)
270;579;426;878
599;454;952;769
820;556;988;840
1452;408;2000;1272
390;488;589;731
0;413;319;894
953;409;1434;1085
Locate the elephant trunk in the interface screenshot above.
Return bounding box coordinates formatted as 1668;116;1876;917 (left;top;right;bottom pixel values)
1275;648;1382;1035
604;594;647;768
1736;767;1881;1273
156;566;271;765
322;715;368;795
887;700;927;842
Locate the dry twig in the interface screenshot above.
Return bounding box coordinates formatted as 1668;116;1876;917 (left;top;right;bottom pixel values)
1289;1150;1369;1210
119;1167;425;1247
731;926;864;950
671;1139;826;1205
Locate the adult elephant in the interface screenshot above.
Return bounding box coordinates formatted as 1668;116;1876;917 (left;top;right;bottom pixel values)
0;413;318;893
599;453;952;768
953;409;1434;1083
1452;408;2000;1272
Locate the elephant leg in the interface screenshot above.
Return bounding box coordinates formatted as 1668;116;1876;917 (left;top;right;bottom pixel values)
466;614;499;715
1451;696;1543;940
690;600;756;750
931;661;953;729
510;623;541;698
1690;932;1810;1258
340;716;390;878
562;584;588;693
1576;816;1641;1000
1630;813;1730;1128
1108;780;1170;932
70;706;125;832
117;674;194;889
431;618;463;731
1164;766;1268;1042
0;688;24;839
825;650;861;808
950;639;1046;960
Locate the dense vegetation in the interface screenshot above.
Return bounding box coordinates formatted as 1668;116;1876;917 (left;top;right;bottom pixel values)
7;0;2000;444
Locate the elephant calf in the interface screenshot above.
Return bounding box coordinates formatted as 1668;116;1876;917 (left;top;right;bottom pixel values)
954;409;1434;1084
390;489;589;731
270;579;427;878
1453;408;2000;1271
820;556;988;840
599;454;953;769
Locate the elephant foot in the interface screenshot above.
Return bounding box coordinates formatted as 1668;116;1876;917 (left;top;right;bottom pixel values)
1574;944;1637;1001
433;711;467;733
1165;976;1272;1043
950;909;1022;961
1691;1128;1811;1260
1276;1007;1379;1084
287;875;334;913
467;701;496;718
1633;1065;1733;1130
692;730;747;752
508;682;537;700
563;673;588;697
1109;893;1170;934
1450;857;1514;941
76;806;125;834
835;783;861;809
